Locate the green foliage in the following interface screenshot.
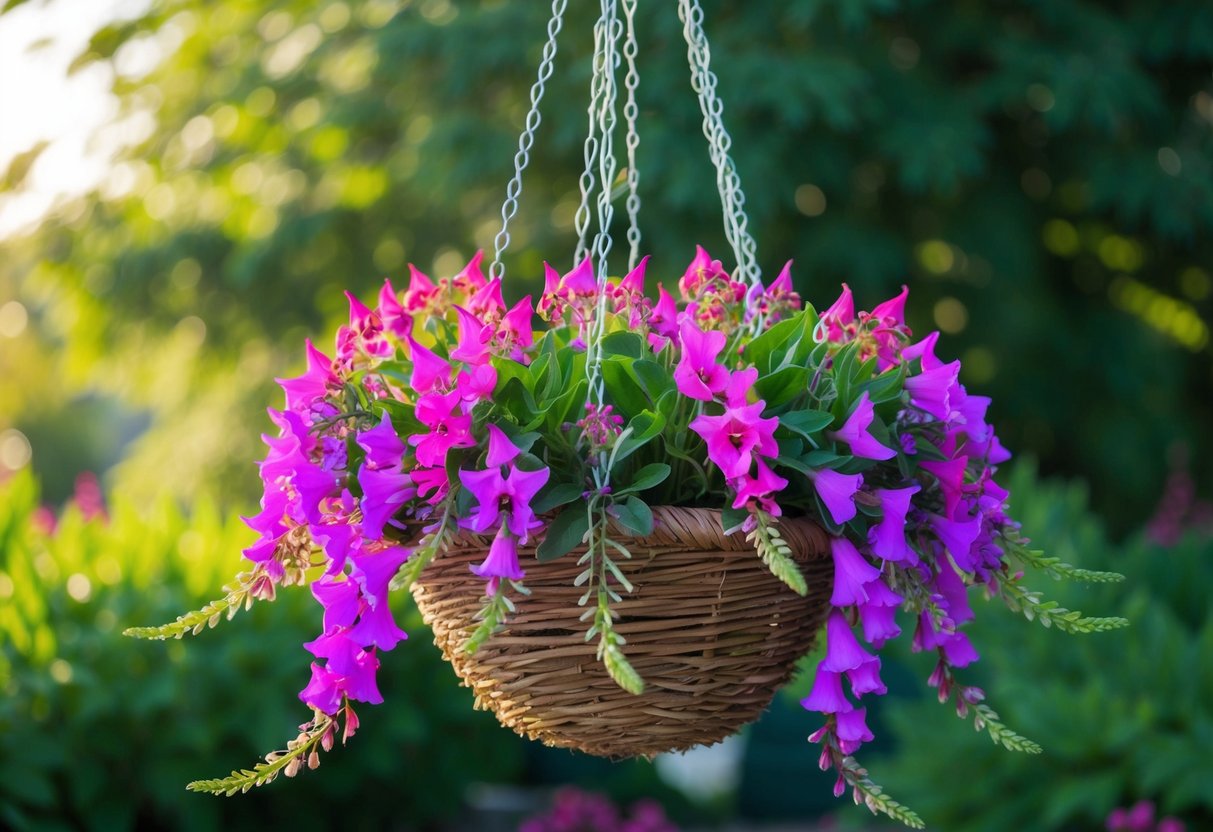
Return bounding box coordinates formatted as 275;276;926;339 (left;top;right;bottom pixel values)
746;510;808;596
875;465;1213;831
0;471;524;831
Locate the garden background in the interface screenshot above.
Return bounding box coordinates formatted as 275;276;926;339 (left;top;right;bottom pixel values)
1;0;1211;829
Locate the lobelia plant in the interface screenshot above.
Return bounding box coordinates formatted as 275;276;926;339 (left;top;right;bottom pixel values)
128;244;1126;828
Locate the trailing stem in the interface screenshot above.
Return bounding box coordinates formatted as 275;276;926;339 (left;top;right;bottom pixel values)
123;570;265;640
746;509;807;596
389;497;457;592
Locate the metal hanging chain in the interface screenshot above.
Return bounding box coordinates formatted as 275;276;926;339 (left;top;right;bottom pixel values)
489;0;569;281
573;6;610;263
677;0;762;290
621;0;641;270
583;0;623;415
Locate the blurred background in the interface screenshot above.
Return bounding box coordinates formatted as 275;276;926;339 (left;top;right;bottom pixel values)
1;0;1210;829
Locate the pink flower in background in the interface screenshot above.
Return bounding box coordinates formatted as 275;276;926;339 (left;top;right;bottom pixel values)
377;277;410;339
276;340;338;415
450;305;492;364
404;334;452;394
820;283;855;341
403;264;438;312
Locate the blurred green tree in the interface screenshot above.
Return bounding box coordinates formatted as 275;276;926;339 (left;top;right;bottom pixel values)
1;0;1210;527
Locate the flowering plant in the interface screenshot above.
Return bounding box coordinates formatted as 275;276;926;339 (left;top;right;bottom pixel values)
128;246;1124;827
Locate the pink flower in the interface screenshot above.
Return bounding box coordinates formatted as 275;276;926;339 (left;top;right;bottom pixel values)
820;284;855;341
829;536;880;607
496;295;535;360
618;255;648;296
679;245;729;299
450;305;492;364
814;468;863;525
459;426;550;542
377;277;410;339
403;264;437;312
930;511;983;571
311;577;361;631
835;707;874;746
276;340;339;415
468;276;506;320
690;399;778;479
405;334;452;394
870;285;908;326
868;484;921;562
673;317;729;401
831;392;896;460
453;250;487;294
358;466;413;540
729;459;789;515
410;390;475;467
902;330;942;370
561;256;598;296
456;364;497;403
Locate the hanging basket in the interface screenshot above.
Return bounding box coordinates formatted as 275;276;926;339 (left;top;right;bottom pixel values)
409;506;833;758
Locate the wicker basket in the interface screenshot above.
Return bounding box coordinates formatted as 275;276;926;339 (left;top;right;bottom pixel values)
409;505;833;758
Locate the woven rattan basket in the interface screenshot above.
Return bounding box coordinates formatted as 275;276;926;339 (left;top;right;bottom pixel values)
409;505;833;758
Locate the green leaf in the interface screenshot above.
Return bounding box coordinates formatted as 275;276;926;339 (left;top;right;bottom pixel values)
615;463;670;495
612;410;666;467
631;359;675;400
603;643;645;695
743;312;803;372
754;365;810;408
780;409;834;440
532;482;584;514
600;330;645;358
536;508;591;561
721;506;749;535
613;496;654;536
602;356;651;418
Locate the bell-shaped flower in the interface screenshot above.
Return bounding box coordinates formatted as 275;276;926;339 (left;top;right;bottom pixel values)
859;602;901;648
471;527;526;594
835;707;875;752
821;610;873;673
458;467;508;534
347;600;408;651
357;415;406;470
801;668;852;714
902;330;942;371
691;399;778;479
831;392;896;460
300;662;344;715
814;468;863;525
405;334;452;394
673;317;729;401
921;457;968;520
905;359;964;422
930;510;983;572
502;465;550;541
450;305;492;364
312;577;361;632
276;340;339;415
829;536;880;607
938;630;979;668
869;484;920;562
359;466;413;540
932;561;974;625
303;630;384;705
350;545;410;609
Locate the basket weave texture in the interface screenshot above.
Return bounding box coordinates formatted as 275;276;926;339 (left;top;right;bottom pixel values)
410;506;834;758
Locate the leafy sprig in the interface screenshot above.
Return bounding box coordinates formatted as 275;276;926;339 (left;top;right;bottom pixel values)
1007;540;1125;584
746;509;807;596
465;580;528;654
123;570;260;640
187;712;337;795
842;761;926;830
389;498;457;592
971;702;1043;754
998;578;1129;634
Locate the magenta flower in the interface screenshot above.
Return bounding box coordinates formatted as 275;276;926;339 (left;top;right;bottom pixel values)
938;630;979;667
561;256;598;296
377;277;410;340
276;340;338;415
357;415;405;469
673;317;729;401
902;330;942;370
690;399;778;479
831;392;895;460
300;661;344;714
814;468;863;525
453;250;488;294
312;577;361;631
459;427;550;542
921;457;968;520
469;276;506;320
496;295;535;360
405;334;453;394
350;545;410;609
450;305;492;364
618;255;648;297
679;245;729;299
859;599;901;648
905;359;964;422
410;390;474;468
822;610;873;673
930;511;983;571
801;668;852;714
870;285;908;327
820;283;855;341
403;264;437;312
471;526;526;594
456;364;498;403
932;563;974;625
347;600;408;651
835;707;874;752
729;459;789;515
829;536;880;607
869;484;921;563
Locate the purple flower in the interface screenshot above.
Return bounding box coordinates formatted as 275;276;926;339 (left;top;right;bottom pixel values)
801;668;852;714
938;630;979;668
300;662;344;715
471;527;526;594
312;577;361;631
847;654;887;697
932;562;974;625
930;511;983;572
859;602;901;647
831;392;896;460
835;707;874;746
459;430;550;543
358;466;413;540
821;610;873;673
814;469;863;525
350;545;410;609
347;600;408;651
868;484;921;563
902;330;942;371
921;457;968;520
905;359;964;423
357;415;406;469
829;537;880;607
673;317;729;401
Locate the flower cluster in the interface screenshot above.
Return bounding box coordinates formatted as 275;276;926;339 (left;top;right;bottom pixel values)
140;245;1122;826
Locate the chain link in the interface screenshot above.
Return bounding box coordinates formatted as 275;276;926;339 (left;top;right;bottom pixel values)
621;0;641;270
573;7;608;263
489;0;569;281
677;0;761;290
